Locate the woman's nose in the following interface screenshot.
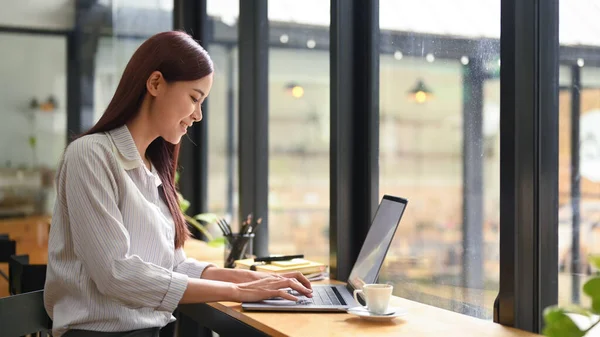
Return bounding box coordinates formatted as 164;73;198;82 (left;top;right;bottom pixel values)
192;107;202;122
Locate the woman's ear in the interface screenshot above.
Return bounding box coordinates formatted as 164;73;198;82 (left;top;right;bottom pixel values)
146;71;164;97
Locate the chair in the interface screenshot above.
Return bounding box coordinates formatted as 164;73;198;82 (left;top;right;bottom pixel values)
0;235;16;282
0;290;52;337
9;255;47;295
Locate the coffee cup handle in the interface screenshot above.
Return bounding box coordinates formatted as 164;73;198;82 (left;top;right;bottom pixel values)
353;289;366;307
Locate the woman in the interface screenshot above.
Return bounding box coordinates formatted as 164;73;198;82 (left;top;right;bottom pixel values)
44;31;312;337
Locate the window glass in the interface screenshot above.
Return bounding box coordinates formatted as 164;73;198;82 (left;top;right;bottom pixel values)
207;1;240;231
558;0;600;305
377;0;500;319
268;0;330;264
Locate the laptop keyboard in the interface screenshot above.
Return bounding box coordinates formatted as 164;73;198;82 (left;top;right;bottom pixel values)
289;287;346;306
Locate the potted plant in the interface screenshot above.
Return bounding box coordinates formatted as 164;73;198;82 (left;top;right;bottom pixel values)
543;256;600;336
176;172;225;248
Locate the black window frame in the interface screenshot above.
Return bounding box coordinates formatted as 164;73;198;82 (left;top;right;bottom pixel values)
495;0;559;332
224;0;560;333
55;0;563;333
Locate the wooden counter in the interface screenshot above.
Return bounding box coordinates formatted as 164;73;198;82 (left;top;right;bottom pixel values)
0;222;541;336
179;279;541;337
0;215;51;298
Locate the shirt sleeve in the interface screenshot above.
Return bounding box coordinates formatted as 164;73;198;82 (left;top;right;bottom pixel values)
173;247;216;279
64;138;188;312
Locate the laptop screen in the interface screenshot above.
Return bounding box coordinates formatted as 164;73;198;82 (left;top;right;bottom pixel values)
347;195;407;291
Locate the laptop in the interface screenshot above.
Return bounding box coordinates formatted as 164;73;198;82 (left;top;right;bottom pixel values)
241;194;408;312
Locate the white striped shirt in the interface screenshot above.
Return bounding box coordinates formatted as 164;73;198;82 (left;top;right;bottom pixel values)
44;125;213;337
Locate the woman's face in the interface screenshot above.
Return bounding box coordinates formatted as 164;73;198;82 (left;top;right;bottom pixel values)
146;71;213;144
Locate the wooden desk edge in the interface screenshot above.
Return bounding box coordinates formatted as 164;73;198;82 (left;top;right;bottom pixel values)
191;280;539;337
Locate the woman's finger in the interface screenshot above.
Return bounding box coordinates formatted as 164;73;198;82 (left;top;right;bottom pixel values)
291;272;312;289
275;289;298;302
281;278;313;297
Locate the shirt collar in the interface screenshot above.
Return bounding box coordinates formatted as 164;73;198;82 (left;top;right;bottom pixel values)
108;125;142;170
108;125;163;187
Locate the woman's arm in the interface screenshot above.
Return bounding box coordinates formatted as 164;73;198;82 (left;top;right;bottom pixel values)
174;243;312;290
180;276;313;303
201;266;260;283
173;247;216;278
201;267;313;290
174;251;314;302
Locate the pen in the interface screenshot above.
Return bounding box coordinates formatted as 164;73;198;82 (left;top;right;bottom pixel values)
254;254;304;263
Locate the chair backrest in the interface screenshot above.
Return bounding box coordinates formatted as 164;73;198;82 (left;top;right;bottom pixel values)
0;290;52;337
0;238;16;263
9;255;47;295
0;237;16;285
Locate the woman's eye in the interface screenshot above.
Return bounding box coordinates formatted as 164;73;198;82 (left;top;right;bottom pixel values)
191;96;199;103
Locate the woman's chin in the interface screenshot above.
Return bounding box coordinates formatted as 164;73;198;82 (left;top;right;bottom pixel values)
163;134;183;145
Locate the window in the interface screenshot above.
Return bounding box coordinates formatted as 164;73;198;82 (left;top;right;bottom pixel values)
558;1;600;306
0;2;71;218
0;33;66;171
377;0;500;319
267;0;330;264
207;0;240;230
93;1;173;125
0;32;66;218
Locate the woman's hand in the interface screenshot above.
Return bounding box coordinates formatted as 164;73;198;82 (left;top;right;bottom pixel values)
233;276;313;302
249;271;313;290
202;268;313;291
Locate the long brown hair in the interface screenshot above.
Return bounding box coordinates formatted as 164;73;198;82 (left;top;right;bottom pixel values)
80;31;213;249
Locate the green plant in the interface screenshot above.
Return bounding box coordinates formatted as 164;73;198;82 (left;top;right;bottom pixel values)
175;172;225;247
543;256;600;337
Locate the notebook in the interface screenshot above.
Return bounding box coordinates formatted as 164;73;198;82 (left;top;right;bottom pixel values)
234;258;326;275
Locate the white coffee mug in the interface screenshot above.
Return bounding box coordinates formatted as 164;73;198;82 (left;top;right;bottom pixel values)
353;283;393;315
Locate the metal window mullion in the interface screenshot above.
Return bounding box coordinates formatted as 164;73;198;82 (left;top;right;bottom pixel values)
174;0;210;218
238;0;269;257
496;0;558;332
329;0;379;282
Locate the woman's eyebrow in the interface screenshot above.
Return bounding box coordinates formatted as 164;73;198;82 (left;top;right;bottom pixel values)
193;88;206;96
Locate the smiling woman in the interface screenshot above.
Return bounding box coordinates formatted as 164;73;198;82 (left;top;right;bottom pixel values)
78;31;213;249
43;31;313;337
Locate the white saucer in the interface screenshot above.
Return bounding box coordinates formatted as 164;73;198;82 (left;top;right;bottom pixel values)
346;306;408;321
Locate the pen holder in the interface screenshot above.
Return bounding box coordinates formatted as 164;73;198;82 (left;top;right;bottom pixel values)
224;233;255;268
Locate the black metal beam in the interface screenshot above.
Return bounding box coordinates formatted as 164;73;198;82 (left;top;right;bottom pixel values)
329;0;379;281
225;45;236;219
461;58;484;306
66;31;82;143
0;26;69;36
570;64;582;304
7;7;600;65
173;0;210;220
238;0;269;257
495;0;559;333
537;1;560;330
67;0;103;142
211;18;600;67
